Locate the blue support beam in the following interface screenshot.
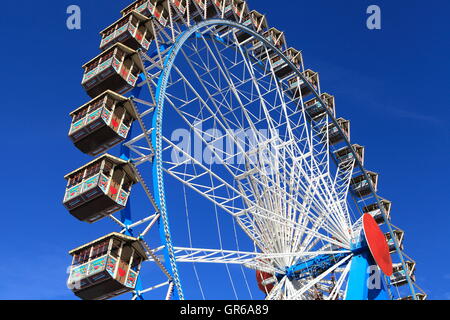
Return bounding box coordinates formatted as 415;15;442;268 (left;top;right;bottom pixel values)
346;251;371;300
345;237;389;300
345;250;389;300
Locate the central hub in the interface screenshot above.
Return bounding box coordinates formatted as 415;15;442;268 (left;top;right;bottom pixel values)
284;251;351;281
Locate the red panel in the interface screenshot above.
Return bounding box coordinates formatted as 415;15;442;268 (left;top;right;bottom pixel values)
109;186;118;195
256;270;274;293
118;268;126;277
363;214;393;276
111;118;119;129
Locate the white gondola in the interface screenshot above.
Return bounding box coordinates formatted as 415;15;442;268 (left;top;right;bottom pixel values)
67;233;147;300
212;0;231;19
191;0;218;21
322;118;350;146
350;171;378;198
68;91;137;156
214;0;248;22
230;0;248;23
334;144;365;166
167;0;188;23
236;10;268;43
288;69;321;101
398;293;427;300
213;1;248;33
385;228;405;253
390;260;416;287
252;27;286;60
304;93;336;120
81;43;144;99
270;48;303;79
213;0;236;33
63;155;138;223
99;11;153;52
363;199;392;225
121;0;169;27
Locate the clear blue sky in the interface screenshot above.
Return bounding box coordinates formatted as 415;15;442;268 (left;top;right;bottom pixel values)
0;0;449;299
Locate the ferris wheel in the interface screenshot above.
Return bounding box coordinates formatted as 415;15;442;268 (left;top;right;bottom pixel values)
62;0;426;301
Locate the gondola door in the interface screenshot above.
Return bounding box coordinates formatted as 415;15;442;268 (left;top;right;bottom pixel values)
108;178;120;201
110;108;122;133
116;259;129;284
